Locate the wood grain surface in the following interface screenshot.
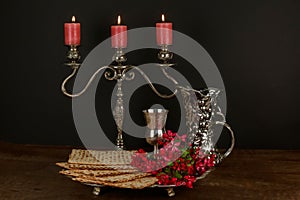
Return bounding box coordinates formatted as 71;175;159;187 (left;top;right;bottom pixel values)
0;141;299;200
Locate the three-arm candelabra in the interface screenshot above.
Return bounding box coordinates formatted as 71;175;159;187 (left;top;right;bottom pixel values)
61;44;179;150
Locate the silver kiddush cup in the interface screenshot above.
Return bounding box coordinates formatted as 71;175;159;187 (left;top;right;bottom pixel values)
143;108;169;154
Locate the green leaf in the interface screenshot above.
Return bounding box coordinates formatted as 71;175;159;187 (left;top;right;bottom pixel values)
182;150;189;158
164;168;170;174
157;172;164;176
174;171;183;179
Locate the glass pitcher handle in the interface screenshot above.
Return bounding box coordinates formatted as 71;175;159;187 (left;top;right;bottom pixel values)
214;121;235;162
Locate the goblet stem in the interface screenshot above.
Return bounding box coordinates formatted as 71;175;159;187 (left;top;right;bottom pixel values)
154;144;159;155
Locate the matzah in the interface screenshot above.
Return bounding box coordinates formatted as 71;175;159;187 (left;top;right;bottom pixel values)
73;172;150;183
59;169;138;177
74;176;158;189
56;149;158;190
56;162;136;170
68;149;134;165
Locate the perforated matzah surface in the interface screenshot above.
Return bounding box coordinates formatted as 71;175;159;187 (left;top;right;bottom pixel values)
68;149;135;165
59;169;138;177
73;176;157;189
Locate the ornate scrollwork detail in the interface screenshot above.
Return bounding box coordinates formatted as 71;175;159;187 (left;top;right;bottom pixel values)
104;65;135;81
104;67;118;81
125;71;135;81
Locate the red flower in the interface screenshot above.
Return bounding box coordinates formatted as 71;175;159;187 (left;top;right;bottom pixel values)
186;180;193;188
130;130;216;188
138;148;145;153
187;166;195;175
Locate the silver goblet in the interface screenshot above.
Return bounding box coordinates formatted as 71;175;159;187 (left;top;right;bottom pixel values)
143;108;168;154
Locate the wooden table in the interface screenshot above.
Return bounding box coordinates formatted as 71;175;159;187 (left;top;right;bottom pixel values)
0;141;299;200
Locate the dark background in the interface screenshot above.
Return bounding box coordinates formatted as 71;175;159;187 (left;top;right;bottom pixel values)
0;0;299;149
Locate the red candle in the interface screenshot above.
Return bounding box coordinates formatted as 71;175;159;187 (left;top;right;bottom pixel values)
156;14;172;46
111;15;127;48
64;16;81;45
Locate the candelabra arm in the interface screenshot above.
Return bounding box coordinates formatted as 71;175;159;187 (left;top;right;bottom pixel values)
161;67;178;85
61;66;109;98
133;67;177;99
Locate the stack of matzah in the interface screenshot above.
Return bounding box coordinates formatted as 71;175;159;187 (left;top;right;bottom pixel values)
56;149;157;189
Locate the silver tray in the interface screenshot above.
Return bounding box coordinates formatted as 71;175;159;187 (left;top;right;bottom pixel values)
86;170;213;197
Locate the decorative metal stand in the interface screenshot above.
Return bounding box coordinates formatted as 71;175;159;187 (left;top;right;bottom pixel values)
61;44;235;196
61;45;178;150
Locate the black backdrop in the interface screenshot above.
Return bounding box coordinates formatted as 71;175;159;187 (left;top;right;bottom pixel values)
0;0;299;149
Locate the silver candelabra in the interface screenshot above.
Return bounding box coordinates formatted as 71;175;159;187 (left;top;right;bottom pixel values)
61;45;179;150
